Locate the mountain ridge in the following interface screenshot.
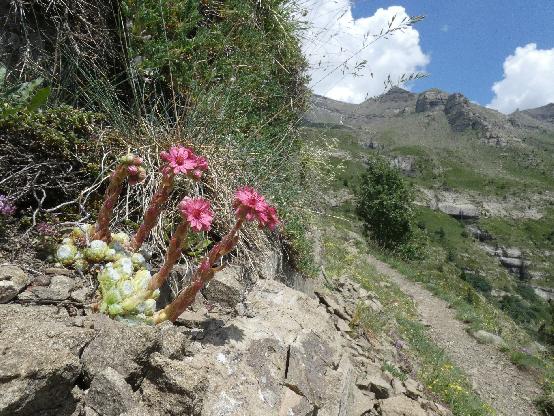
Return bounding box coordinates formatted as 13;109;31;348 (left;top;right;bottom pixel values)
306;87;554;146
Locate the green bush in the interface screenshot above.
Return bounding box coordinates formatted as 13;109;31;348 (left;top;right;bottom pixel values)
355;154;415;248
461;271;492;295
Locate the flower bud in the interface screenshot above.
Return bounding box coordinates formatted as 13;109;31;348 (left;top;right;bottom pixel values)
120;154;136;165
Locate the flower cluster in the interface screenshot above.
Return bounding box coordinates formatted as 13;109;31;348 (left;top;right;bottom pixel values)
0;195;16;216
179;198;213;232
233;186;280;230
55;146;281;325
160;146;208;180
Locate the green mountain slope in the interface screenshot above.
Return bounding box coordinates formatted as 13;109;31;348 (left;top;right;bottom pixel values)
303;87;554;393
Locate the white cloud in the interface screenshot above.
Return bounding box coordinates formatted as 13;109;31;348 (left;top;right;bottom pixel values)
488;43;554;113
298;2;429;103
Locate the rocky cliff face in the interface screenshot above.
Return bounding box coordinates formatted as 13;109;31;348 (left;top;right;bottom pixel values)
415;89;449;113
0;262;452;416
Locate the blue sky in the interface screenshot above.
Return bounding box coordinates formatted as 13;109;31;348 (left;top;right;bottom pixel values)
351;0;554;105
301;1;554;112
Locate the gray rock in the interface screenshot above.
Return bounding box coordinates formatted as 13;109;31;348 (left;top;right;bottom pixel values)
444;93;484;132
391;156;416;176
279;386;315;415
22;274;75;302
392;378;406;395
158;322;189;359
44;267;73;276
71;286;95;303
499;256;523;268
140;353;207;416
504;247;522;258
356;374;392;399
0;264;30;303
80;314;159;387
471;330;505;347
365;298;384;313
378;395;426;416
315;290;349;320
85;368;138;416
0;305;93;416
416;89;449;113
438;203;480;219
286;331;337;407
403;378;423;399
203;266;244;308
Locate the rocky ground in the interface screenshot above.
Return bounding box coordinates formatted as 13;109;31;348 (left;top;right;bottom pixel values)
0;256;453;416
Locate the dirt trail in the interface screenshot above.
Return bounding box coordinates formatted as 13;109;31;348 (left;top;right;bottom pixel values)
366;254;542;416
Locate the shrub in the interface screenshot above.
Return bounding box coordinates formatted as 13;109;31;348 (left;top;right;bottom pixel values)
461;271;492;295
0;105;117;212
499;295;539;324
355;154;415;248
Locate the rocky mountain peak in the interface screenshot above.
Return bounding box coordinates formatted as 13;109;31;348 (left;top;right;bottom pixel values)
376;86;415;103
415;89;449;113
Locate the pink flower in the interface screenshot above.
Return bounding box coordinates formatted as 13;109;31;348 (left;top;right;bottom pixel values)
192;156;209;180
264;205;280;230
179;197;214;232
160;146;203;176
233;187;280;229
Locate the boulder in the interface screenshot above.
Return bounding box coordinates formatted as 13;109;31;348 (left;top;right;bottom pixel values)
0;264;30;303
437;203;480;219
390;156;416;176
378;395;426;416
80;314;159;387
471;330;505;347
0;304;94;415
444;93;485;132
85;368;141;416
203;266;245;308
499;256;523;269
503;247;522;258
159;279;354;416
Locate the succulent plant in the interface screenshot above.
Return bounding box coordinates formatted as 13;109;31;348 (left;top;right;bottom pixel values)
54;147;280;325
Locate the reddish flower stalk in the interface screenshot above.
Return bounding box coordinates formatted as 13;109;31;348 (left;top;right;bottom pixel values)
128;146;208;252
149;198;213;291
128;174;174;252
93;155;145;242
153;187;279;324
152;217;243;324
